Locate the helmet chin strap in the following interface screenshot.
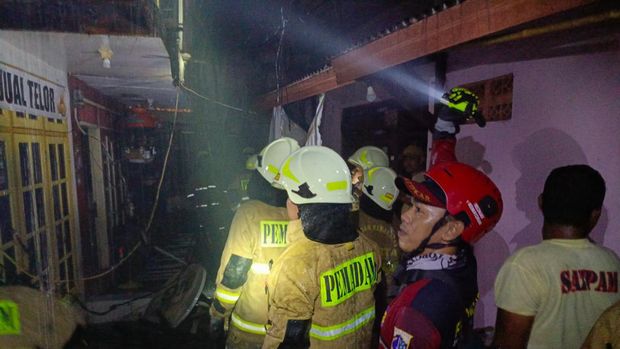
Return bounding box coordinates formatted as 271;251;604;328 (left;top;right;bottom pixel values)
409;213;454;257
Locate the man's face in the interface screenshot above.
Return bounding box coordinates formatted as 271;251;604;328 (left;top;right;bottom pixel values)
351;165;364;186
286;198;299;220
398;200;447;253
402;146;425;176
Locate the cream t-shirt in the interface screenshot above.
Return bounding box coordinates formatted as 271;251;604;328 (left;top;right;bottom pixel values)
495;239;620;349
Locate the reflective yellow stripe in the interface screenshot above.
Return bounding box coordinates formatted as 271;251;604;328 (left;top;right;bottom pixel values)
380;192;394;204
281;157;300;184
250;262;271;275
266;164;279;175
215;287;240;304
0;300;20;335
326;181;347;191
231;312;266;335
310;306;375;341
367;167;379;179
360;150;370;167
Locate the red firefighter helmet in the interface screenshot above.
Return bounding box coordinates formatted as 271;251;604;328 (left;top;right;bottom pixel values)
400;161;503;244
427;162;503;243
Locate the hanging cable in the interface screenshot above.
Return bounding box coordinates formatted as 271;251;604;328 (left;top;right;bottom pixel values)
1;85;187;288
71;106;128;196
0;249;37;279
179;81;254;114
73;291;153;316
53;88;184;284
142;88;180;243
275;6;287;106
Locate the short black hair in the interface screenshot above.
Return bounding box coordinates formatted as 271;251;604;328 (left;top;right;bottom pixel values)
541;165;605;230
298;203;357;244
247;171;287;207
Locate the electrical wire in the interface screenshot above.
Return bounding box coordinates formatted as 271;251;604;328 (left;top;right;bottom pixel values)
179;81;254;114
3;89;187;284
0;248;37;279
74;291;153;316
275;6;287;106
59;88;183;283
72;106;128;194
142;88;180;243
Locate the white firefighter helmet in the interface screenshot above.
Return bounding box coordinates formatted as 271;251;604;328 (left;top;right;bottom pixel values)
362;166;399;210
278;146;353;204
348;146;389;170
257;137;300;188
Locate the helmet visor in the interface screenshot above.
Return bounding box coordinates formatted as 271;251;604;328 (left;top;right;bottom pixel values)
395;176;446;208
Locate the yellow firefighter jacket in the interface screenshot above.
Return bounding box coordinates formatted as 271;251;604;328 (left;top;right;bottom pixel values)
357;210;400;296
211;200;303;346
263;233;382;349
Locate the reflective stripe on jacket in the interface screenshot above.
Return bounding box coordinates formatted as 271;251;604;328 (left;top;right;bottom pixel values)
210;201;303;343
263;233;382;349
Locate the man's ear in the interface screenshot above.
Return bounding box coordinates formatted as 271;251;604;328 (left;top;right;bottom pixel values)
538;194;543;210
440;219;465;242
589;209;602;230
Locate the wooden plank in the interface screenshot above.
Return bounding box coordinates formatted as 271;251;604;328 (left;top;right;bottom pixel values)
255;0;595;110
333;0;595;83
254;68;354;111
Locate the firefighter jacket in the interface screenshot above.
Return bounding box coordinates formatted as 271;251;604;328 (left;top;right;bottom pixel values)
358;209;400;297
263;231;382;349
210;200;303;344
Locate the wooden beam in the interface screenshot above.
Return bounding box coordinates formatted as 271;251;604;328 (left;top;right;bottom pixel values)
255;0;595;110
254;68;354;111
332;0;596;83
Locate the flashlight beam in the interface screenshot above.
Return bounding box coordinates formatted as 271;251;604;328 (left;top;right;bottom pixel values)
255;0;594;110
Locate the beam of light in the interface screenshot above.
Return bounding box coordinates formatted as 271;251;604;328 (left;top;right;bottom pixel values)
225;1;452;106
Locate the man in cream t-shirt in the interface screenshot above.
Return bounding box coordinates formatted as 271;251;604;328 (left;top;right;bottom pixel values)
493;165;620;348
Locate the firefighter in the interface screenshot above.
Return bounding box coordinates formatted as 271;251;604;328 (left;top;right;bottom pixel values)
0;286;84;349
348;145;390;186
357;166;401;346
348;145;389;213
209;137;302;349
379;87;504;348
227;148;258;210
263;146;382;349
359;167;400;287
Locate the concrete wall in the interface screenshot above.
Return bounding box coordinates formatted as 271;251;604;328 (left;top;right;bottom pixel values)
446;50;620;327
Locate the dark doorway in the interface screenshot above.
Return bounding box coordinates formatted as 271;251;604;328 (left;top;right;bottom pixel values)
341;100;429;174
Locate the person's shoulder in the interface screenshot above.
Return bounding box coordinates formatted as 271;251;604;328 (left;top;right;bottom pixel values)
237;199;286;216
357;231;381;249
278;236;319;259
504;242;548;263
403;278;462;319
591;243;620;259
236;199;260;213
271;238;319;276
593;245;620;269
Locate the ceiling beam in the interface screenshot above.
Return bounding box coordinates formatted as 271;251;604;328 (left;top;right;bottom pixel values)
332;0;596;83
255;0;595;110
254;68;354;111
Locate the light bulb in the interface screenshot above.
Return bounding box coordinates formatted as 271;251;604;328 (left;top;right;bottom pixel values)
366;86;377;102
103;58;111;69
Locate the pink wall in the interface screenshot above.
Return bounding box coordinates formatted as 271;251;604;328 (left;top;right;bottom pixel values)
446;50;620;327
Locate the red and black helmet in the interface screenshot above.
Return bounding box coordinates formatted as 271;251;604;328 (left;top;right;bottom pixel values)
399;161;503;244
425;162;503;243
